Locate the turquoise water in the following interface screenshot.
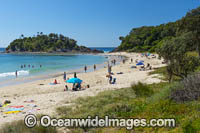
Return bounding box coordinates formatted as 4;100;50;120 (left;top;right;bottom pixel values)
0;54;107;81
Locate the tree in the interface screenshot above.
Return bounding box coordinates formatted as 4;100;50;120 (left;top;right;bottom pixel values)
20;34;24;39
157;34;200;82
177;15;200;58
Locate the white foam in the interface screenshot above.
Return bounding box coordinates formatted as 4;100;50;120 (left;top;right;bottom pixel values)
0;70;29;78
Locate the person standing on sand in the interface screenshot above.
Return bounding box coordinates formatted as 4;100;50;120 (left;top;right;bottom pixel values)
108;64;110;74
63;72;66;81
108;65;112;75
15;70;18;78
109;66;112;73
131;58;133;63
114;59;116;65
84;65;87;73
94;64;96;71
123;59;125;64
74;72;77;78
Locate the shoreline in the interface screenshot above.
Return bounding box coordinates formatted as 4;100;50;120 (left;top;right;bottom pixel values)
0;52;165;127
0;54;122;88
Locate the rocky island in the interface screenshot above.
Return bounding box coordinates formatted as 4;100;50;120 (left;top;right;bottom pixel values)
6;33;103;54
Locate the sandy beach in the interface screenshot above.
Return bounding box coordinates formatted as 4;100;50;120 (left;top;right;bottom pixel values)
0;52;165;127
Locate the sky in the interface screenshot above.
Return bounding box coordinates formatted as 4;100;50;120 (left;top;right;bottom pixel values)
0;0;199;48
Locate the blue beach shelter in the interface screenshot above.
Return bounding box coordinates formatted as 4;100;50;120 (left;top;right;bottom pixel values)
66;78;82;84
136;62;144;66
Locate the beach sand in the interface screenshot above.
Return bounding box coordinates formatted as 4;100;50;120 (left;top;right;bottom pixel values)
0;52;165;127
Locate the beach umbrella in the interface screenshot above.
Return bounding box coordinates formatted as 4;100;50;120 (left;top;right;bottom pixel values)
66;78;82;84
136;62;144;66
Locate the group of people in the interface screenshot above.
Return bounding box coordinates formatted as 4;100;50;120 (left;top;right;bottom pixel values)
84;64;97;73
20;64;42;69
139;63;152;71
107;61;117;84
63;71;91;91
15;64;42;78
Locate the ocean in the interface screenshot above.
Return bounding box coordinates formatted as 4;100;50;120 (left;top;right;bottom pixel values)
90;47;115;53
0;47;115;82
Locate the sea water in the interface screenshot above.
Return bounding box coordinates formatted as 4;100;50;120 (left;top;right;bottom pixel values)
0;53;108;82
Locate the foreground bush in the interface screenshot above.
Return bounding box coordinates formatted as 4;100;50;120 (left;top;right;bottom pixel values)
169;73;200;102
0;120;57;133
131;82;153;97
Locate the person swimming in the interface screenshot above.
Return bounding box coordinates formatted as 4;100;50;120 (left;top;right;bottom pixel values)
15;70;18;78
94;64;96;71
84;65;87;73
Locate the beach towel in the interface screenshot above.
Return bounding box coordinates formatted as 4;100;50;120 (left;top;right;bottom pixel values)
7;107;24;111
27;109;40;113
3;104;10;107
27;104;37;107
24;100;34;103
9;105;24;108
138;60;144;63
117;72;123;74
49;83;56;85
131;66;137;68
4;111;21;114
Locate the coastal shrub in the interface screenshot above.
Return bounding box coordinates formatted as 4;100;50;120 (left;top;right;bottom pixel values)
183;122;198;133
169;73;200;102
131;82;153;97
0;120;57;133
57;87;136;118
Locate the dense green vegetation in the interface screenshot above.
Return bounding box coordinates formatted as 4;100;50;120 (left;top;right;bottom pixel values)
1;119;57;133
117;7;200;53
6;33;102;53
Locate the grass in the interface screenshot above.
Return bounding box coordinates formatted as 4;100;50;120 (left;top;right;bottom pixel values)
131;82;153;97
0;119;57;133
149;66;181;81
149;66;168;81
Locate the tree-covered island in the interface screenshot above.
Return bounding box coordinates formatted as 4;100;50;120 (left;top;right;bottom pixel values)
6;33;103;53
